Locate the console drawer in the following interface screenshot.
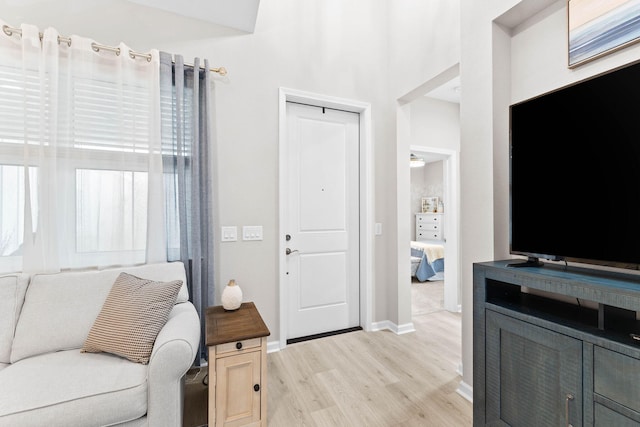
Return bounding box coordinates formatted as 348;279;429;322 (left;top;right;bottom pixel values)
594;402;640;426
594;346;640;413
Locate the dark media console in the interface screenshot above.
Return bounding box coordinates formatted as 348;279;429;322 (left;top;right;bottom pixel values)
474;260;640;426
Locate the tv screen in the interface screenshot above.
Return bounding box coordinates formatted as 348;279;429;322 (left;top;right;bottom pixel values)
510;60;640;268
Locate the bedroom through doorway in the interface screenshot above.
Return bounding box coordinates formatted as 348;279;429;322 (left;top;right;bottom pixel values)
399;64;464;397
405;72;460;315
410;152;447;316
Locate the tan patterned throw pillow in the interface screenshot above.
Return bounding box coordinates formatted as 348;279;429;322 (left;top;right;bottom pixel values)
81;272;183;364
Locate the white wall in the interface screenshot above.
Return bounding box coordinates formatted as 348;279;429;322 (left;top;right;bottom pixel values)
411;162;442;207
388;1;461;100
459;0;517;393
411;97;460;151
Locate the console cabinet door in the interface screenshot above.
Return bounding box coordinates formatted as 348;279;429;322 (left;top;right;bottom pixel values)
215;350;262;426
485;310;583;427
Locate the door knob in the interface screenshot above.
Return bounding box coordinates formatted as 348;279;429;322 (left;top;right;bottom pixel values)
286;248;298;255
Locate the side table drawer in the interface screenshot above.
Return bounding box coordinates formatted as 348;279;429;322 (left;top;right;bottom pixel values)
594;346;640;413
216;337;262;355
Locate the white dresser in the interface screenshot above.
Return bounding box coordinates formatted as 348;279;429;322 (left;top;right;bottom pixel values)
415;213;444;241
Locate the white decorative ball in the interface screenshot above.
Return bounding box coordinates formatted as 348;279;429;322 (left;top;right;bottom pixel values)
221;279;243;311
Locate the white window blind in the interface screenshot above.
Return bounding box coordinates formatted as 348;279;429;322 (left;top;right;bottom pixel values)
0;64;46;147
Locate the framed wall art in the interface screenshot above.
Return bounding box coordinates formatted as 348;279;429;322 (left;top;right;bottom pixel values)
569;0;640;68
421;197;439;213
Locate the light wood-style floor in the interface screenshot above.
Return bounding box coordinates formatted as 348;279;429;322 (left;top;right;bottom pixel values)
267;280;472;426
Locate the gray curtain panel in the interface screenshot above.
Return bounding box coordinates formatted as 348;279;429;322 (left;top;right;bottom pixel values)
160;51;215;364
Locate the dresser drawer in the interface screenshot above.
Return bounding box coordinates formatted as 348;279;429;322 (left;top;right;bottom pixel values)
594;346;640;413
416;214;441;225
417;231;442;240
417;222;441;232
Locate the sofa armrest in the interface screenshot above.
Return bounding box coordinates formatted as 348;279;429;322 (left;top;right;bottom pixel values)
147;301;201;427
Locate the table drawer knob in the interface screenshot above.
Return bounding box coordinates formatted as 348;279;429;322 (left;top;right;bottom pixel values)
236;342;243;350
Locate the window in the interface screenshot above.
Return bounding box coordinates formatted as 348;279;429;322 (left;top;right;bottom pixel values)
75;169;148;253
0;166;37;263
0;36;161;272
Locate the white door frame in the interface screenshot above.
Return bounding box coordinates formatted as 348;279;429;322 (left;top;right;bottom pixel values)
278;87;374;350
410;145;460;312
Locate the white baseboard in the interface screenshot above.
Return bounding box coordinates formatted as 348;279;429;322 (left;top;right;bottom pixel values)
371;320;415;334
396;322;415;334
457;380;473;402
267;340;281;353
370;320;391;331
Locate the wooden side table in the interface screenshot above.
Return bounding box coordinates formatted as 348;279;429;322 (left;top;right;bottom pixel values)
206;302;270;427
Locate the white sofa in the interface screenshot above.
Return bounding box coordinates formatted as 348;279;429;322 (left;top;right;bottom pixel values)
0;262;201;427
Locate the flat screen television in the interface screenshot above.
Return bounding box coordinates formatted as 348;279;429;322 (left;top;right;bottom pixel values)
509;59;640;269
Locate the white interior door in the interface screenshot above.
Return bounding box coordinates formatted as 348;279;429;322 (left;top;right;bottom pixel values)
285;102;360;340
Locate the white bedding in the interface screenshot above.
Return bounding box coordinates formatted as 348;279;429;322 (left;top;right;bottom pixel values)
411;241;444;261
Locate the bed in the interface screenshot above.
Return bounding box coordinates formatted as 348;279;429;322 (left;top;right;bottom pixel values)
411;240;445;282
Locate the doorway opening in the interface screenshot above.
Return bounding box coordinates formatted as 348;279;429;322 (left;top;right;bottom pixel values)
397;63;462;375
410;146;459;314
410;154;447;318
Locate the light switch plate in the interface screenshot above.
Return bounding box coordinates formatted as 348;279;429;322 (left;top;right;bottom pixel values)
221;226;237;242
243;225;263;241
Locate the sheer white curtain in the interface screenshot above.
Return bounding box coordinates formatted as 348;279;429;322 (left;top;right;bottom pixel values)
0;20;165;273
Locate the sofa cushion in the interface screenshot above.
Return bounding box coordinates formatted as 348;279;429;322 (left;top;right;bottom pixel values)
0;274;30;364
10;261;188;363
82;272;182;364
0;349;147;426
